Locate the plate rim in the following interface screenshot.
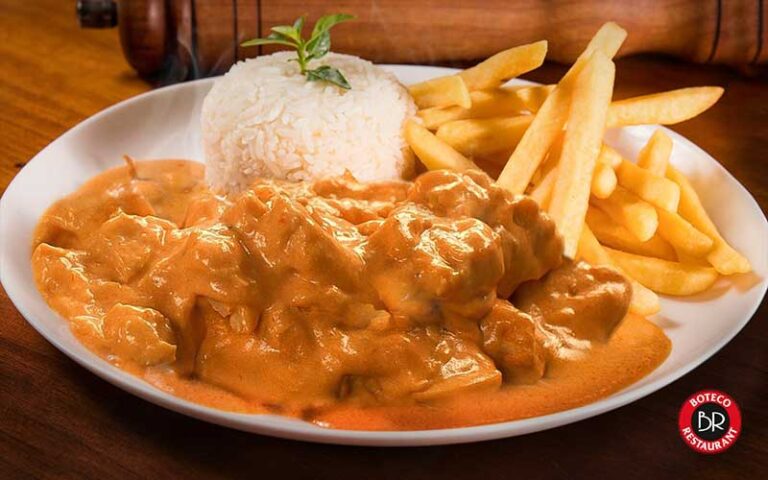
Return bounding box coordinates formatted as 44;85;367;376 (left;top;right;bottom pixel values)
1;65;766;446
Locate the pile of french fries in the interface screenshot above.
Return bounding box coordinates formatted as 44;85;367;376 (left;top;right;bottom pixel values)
404;23;751;316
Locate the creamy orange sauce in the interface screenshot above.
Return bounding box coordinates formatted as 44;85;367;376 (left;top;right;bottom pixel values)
31;160;670;430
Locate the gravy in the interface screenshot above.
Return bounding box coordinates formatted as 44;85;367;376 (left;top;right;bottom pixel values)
31;160;670;429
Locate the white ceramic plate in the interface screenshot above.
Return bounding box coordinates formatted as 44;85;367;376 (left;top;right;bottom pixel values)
1;66;766;446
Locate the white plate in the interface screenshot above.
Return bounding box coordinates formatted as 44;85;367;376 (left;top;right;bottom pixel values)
1;66;766;446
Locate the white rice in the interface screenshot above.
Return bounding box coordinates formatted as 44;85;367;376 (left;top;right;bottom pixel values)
201;51;417;191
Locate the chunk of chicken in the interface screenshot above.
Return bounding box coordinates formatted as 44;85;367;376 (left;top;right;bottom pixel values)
339;328;501;403
101;304;176;365
312;174;410;203
513;260;632;342
32;244;94;316
366;204;505;324
408;170;563;296
411;333;502;401
183;192;228;227
480;300;546;384
224;193;366;293
86;212;177;283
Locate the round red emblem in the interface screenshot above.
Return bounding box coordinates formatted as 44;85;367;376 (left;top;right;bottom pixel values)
678;389;742;454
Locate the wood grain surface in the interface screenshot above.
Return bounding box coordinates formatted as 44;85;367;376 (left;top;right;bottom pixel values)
116;0;768;78
1;1;766;478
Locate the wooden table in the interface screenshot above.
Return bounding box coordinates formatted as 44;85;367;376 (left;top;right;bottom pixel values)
1;1;766;478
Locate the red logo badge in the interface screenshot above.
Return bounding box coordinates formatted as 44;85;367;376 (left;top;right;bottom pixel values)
678;389;742;454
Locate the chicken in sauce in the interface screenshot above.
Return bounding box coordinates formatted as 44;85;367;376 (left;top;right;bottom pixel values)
31;160;670;429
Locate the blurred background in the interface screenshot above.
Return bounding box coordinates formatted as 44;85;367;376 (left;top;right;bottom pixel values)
76;0;767;83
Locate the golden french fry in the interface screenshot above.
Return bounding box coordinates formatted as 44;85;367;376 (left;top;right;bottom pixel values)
578;223;614;265
436;116;532;159
577;226;660;315
675;250;711;266
627;278;663;316
637;129;673;176
599;143;623;168
404;120;479;171
616;159;680;211
591;159;617;199
548;52;615;258
533;134;565;185
409;75;471;109
591;186;658;241
606;87;724;127
459;41;548;90
586;206;677;260
666;167;751;274
588;22;629;58
515;85;556;112
656;208;714;257
606;247;720;296
497;22;627;194
495;85;570;193
529;167;558;208
418;88;528;130
417;108;455;131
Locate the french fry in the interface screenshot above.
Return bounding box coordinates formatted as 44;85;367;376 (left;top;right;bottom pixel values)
591;159;617;199
417;85;550;130
606;87;724;127
577;226;660;315
586;206;677;260
656;208;714;257
404;120;479;171
583;21;629;59
627;280;663;317
418;88;528;130
637;129;673;176
599;143;623;168
459;41;548;90
606;247;720;296
409;75;471;109
533;134;564;185
529;167;557;208
497;22;627;194
516;85;556;112
616;159;680;211
675;250;711;266
548;52;615;258
495;84;570;193
436;116;532;159
591;186;658;241
667;166;751;274
417;107;458;131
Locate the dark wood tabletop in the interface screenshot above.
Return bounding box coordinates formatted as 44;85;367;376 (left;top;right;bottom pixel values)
1;1;766;478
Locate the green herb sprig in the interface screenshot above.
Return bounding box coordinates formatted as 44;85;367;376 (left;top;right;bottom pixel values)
241;14;355;89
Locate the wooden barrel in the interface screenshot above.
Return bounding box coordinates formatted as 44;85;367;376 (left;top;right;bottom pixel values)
77;0;768;81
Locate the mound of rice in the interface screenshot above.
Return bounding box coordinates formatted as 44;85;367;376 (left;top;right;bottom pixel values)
201;51;417;191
